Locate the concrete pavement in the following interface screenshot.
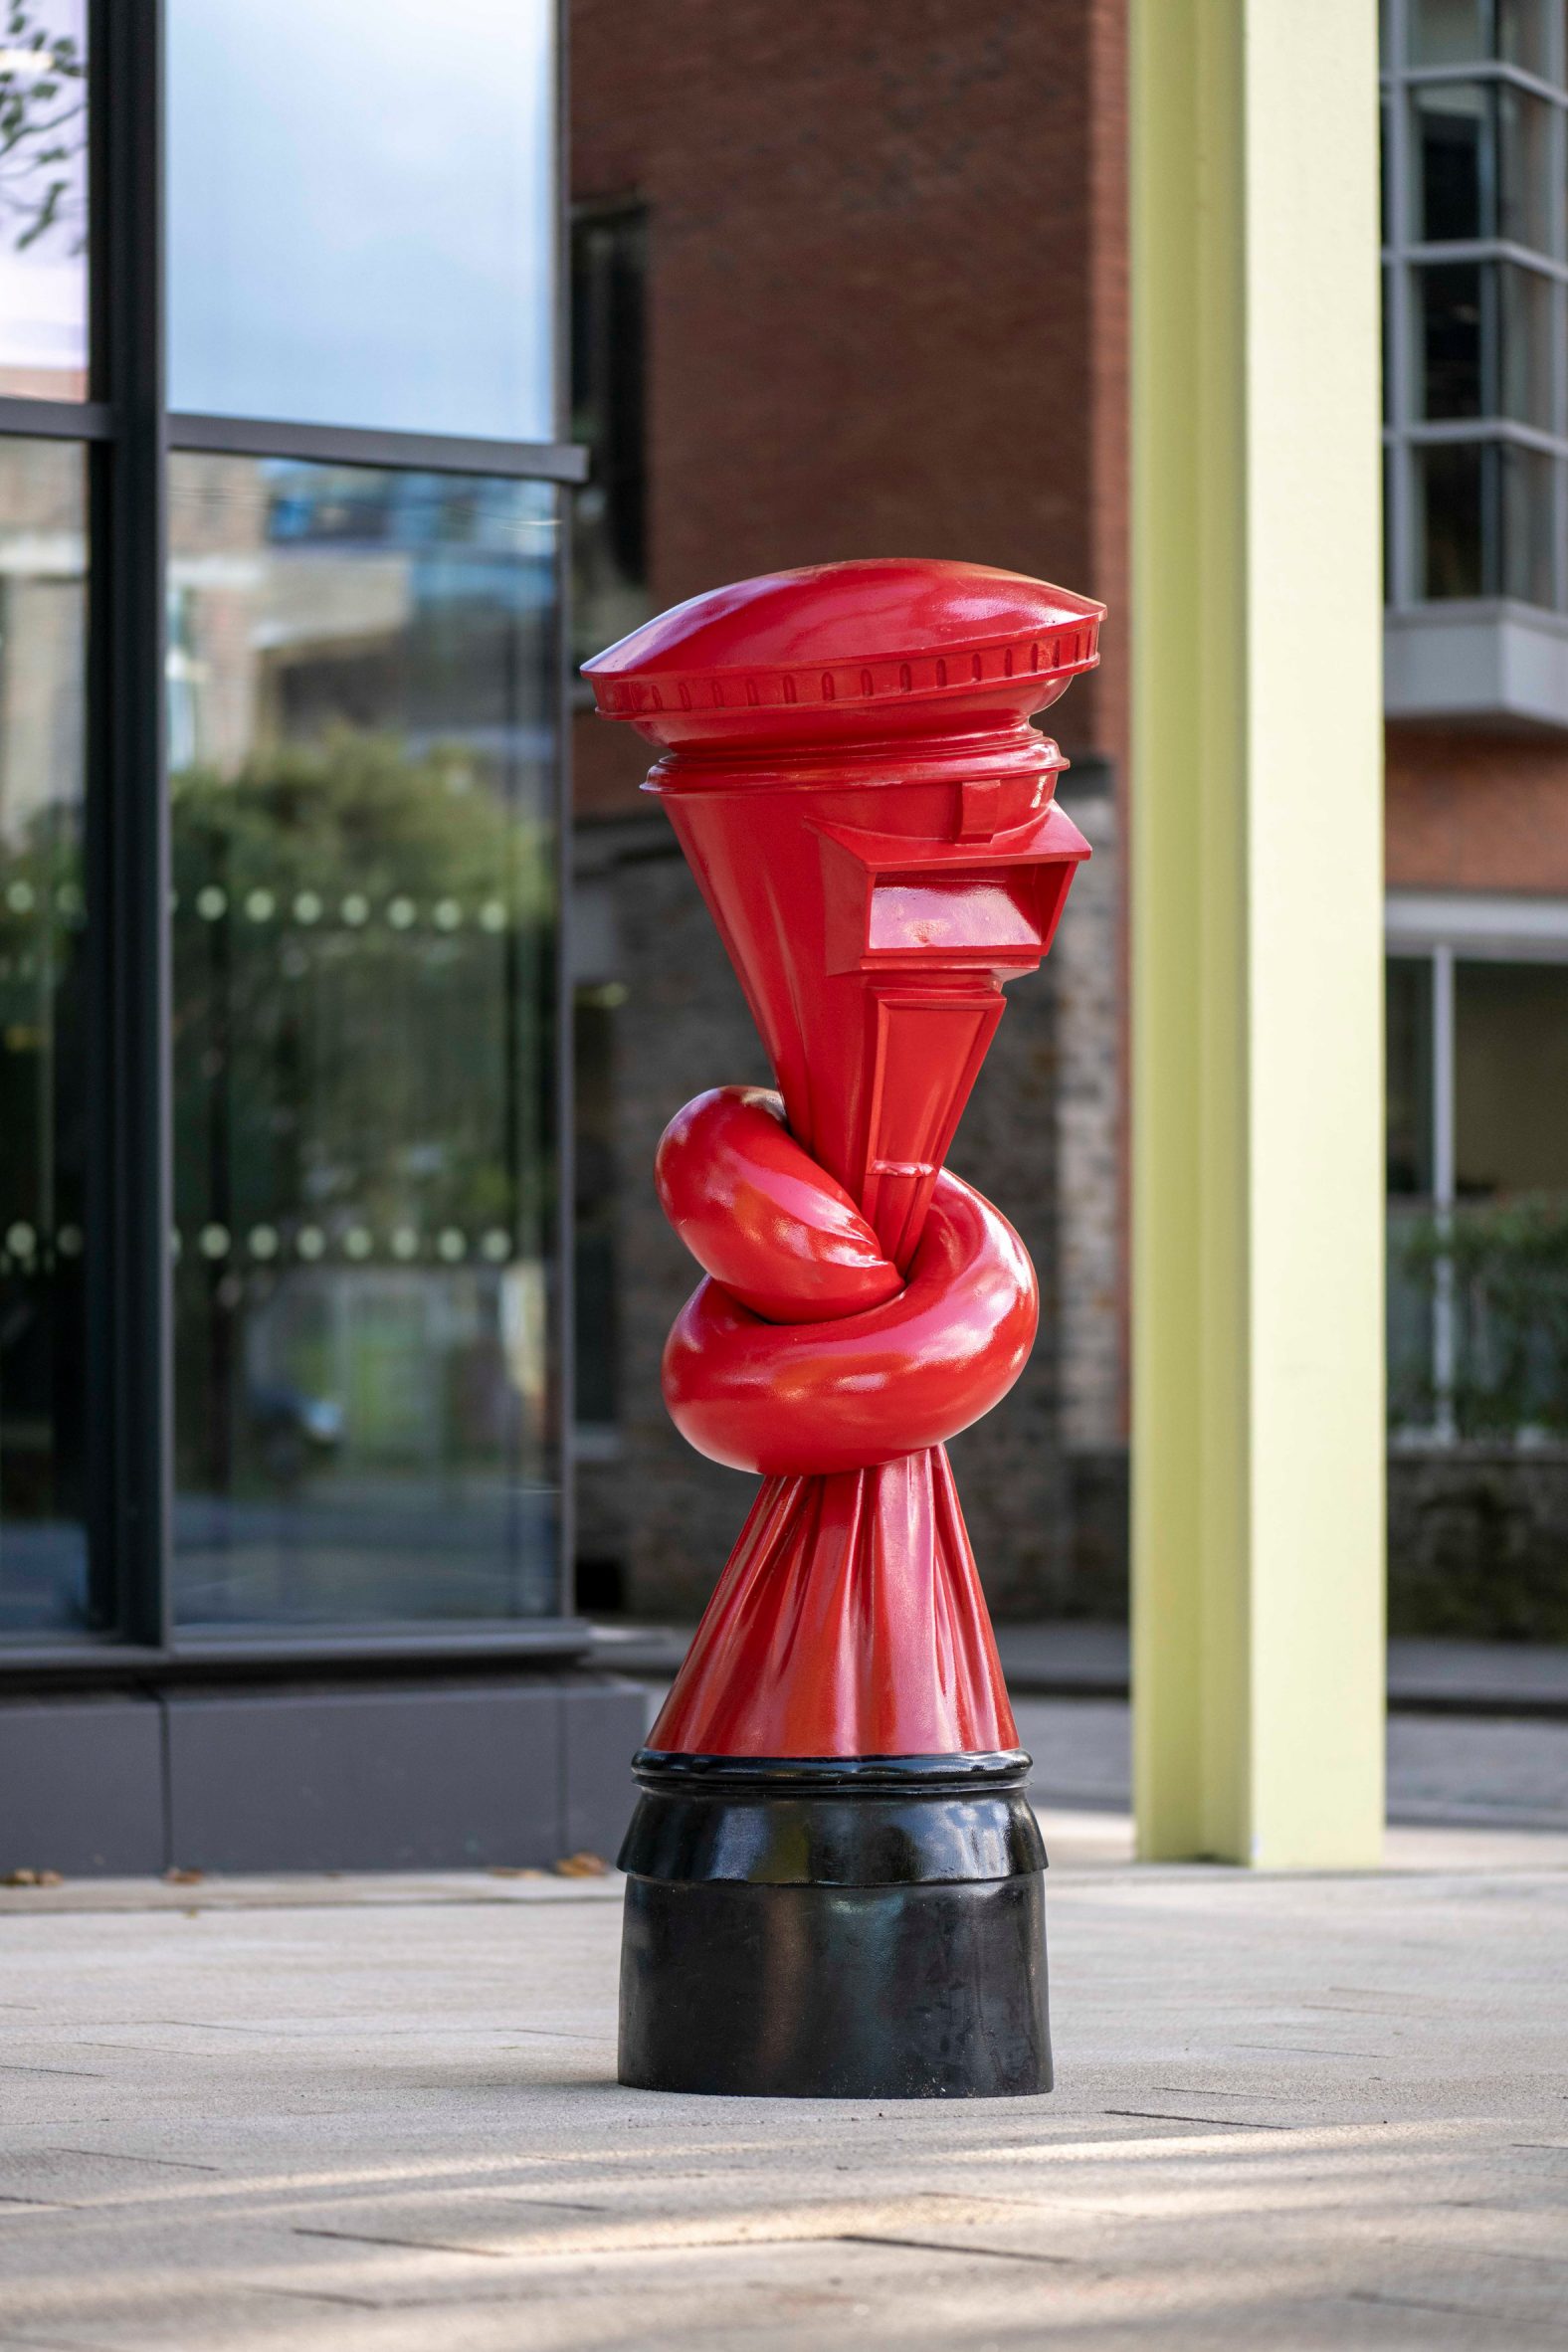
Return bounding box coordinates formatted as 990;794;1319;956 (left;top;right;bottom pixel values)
1;1801;1566;2349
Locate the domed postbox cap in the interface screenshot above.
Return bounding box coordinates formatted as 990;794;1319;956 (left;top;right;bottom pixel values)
582;557;1103;750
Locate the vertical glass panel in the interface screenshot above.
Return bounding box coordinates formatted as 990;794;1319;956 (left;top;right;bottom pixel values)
1498;262;1552;423
167;0;556;440
1497;87;1552;252
0;437;89;1633
572;982;619;1434
1412;83;1487;243
1416;261;1483;415
1456;961;1568;1193
1416;440;1486;594
169;457;560;1628
1387;957;1437;1431
0;1;88;400
570;208;649;668
1498;442;1554;603
1447;959;1568;1437
1496;0;1554;75
1388;958;1435;1196
1409;0;1487;63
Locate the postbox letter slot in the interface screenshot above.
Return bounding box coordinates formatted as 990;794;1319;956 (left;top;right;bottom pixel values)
867;872;1040;960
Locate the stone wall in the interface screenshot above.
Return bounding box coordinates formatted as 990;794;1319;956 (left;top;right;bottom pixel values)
1389;1448;1568;1641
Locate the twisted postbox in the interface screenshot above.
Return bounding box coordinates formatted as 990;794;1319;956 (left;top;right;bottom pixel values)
586;558;1101;2097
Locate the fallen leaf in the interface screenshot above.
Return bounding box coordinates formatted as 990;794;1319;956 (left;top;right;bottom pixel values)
553;1852;610;1877
164;1867;204;1885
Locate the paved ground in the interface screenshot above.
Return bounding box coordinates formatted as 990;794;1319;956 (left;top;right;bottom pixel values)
2;1746;1566;2349
592;1622;1568;1716
1014;1697;1568;1833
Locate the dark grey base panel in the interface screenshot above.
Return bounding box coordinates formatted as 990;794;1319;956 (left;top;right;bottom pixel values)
0;1674;646;1876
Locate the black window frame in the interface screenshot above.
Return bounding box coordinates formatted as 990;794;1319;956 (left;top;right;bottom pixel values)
0;0;590;1681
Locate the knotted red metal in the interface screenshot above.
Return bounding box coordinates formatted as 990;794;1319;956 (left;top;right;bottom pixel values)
585;558;1102;1758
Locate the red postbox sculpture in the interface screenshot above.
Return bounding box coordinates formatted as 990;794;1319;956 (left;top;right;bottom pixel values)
586;558;1101;2097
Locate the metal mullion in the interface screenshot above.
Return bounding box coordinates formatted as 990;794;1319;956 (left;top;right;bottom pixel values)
1404;238;1568;282
166;413;589;484
1387;8;1415;606
86;0;171;1647
1403;415;1568;453
1403;60;1564;103
0;397;113;441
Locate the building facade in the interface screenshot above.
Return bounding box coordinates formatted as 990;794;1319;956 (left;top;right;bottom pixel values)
0;0;642;1877
571;0;1568;1639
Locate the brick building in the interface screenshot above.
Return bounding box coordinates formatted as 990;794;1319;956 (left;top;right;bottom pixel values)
570;0;1568;1635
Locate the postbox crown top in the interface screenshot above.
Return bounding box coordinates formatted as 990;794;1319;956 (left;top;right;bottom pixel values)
583;558;1103;748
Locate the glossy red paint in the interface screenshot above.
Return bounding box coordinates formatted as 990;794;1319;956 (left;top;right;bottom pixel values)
585;558;1101;1757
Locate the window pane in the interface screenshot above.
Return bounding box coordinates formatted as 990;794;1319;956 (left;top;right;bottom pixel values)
167;0;556;440
1388;958;1435;1196
1387;957;1437;1430
1409;0;1486;64
0;438;89;1634
1412;83;1487;243
1496;0;1554;76
1450;960;1568;1435
1456;961;1568;1193
1497;87;1552;253
1416;261;1483;417
570;207;649;668
1499;443;1554;603
1416;440;1485;595
169;457;561;1629
0;1;88;400
1498;262;1552;424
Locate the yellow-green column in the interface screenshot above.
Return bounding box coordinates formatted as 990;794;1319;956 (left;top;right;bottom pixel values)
1130;0;1385;1866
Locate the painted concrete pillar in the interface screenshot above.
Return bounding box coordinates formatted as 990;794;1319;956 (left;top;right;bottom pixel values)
1129;0;1386;1865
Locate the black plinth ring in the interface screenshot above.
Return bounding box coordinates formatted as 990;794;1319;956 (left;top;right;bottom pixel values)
619;1746;1046;1887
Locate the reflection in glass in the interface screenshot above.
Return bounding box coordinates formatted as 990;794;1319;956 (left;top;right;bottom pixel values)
1416;440;1484;596
1387;958;1435;1197
1497;86;1551;251
0;1;87;400
1408;0;1486;64
167;0;555;441
0;438;88;1631
1496;0;1554;77
1386;957;1437;1430
1408;0;1555;68
1412;82;1485;243
1499;443;1555;606
570;208;649;668
1416;262;1482;417
169;457;560;1627
1498;262;1552;425
1456;961;1568;1194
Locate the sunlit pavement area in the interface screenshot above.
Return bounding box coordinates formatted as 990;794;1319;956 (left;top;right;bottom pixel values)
2;1701;1566;2351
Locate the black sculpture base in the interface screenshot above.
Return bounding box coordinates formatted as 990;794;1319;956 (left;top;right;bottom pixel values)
617;1749;1051;2099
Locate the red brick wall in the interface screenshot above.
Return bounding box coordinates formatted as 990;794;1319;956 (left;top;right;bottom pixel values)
570;0;1128;818
1387;727;1568;893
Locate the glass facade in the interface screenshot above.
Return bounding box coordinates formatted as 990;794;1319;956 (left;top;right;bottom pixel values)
0;436;88;1632
166;0;556;441
0;0;88;401
1383;0;1568;610
0;0;569;1658
1387;941;1568;1439
169;461;559;1626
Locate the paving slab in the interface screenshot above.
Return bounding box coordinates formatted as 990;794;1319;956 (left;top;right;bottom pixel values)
0;1819;1565;2350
